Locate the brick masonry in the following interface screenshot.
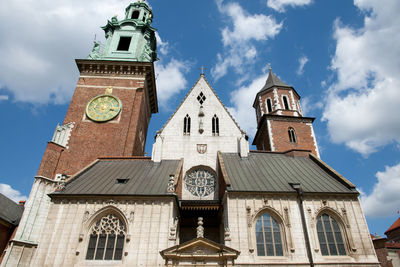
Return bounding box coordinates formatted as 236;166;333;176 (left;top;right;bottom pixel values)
37;66;153;178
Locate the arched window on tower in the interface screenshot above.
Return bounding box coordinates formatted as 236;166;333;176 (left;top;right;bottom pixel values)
212;115;219;136
131;10;140;19
316;214;346;256
266;98;273;113
86;214;126;260
255;212;284;256
183;114;191;135
288;128;296;143
282;95;290;110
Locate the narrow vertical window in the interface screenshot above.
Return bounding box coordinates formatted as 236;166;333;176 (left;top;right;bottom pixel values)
86;214;126;261
266;98;273;113
184;114;191;135
255;213;283;256
212;115;219;136
288;128;296;143
317;214;346;256
282;96;290;110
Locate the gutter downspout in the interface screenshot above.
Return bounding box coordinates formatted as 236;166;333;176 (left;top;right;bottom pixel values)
290;183;314;267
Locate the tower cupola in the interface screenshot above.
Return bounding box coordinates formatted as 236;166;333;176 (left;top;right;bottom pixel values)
87;0;157;62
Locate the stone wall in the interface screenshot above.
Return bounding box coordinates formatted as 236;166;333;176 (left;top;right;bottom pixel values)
30;197;178;266
225;193;379;266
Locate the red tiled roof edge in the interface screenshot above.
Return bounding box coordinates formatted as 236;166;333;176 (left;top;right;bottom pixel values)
385;217;400;234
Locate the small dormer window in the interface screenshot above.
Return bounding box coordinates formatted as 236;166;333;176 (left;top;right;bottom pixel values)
266;98;273;113
282;95;290;110
117;37;132;51
131;10;140;19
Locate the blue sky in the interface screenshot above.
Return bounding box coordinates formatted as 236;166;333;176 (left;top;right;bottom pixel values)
0;0;399;236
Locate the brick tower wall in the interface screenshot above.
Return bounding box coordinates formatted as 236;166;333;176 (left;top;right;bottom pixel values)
37;62;154;178
268;119;317;154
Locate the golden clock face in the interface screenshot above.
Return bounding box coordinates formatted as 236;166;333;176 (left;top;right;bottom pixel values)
85;94;122;122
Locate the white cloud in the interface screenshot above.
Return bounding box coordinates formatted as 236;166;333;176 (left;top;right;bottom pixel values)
155;59;189;109
212;1;282;80
155;32;169;56
227;74;268;137
0;95;8;101
322;0;400;156
0;183;27;203
267;0;312;12
361;163;400;217
0;0;132;104
296;55;309;75
300;96;322;116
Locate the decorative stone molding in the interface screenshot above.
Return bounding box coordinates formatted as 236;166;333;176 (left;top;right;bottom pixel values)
169;217;178;241
224;227;231;241
167;175;175;193
284;207;295;252
197;217;204;238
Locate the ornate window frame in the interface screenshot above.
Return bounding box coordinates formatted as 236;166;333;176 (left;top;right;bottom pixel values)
183;165;217;199
313;206;356;256
83;206;129;262
251;206;290;258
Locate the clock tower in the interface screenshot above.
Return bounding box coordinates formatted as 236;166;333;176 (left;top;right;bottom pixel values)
37;1;158;179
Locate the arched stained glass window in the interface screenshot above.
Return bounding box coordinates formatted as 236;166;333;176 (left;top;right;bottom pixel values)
255;213;283;256
288;128;296;143
183;114;191;135
212;115;219;136
316;214;346;256
86;214;126;261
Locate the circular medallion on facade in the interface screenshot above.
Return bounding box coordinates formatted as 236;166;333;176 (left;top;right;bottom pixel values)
86;94;122;122
184;169;216;197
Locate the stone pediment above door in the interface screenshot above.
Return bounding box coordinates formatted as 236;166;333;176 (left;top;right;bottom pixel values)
160;237;240;266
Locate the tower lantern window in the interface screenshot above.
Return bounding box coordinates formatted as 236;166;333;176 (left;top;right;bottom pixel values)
142;12;147;22
131;10;140;19
117;37;132;51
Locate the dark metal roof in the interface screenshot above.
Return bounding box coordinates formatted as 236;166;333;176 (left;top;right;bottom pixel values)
252;69;301;108
0;193;24;226
54;159;181;196
260;68;292;91
221;152;357;194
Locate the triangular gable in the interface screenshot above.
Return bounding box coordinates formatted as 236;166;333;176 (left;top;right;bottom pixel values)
160;237;239;261
157;75;246;135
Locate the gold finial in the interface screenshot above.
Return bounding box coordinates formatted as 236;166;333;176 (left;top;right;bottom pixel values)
105;86;113;95
268;63;272;71
200;65;207;76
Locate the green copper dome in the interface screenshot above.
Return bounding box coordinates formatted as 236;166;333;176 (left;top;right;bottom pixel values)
87;1;157;62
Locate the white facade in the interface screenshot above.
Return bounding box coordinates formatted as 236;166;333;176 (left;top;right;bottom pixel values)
152;75;249;200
